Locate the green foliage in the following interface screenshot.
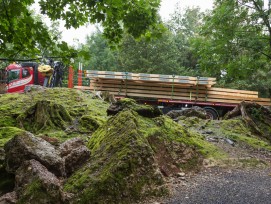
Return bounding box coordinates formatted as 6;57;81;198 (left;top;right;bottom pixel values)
0;0;76;59
167;6;203;71
191;0;271;96
119;31;183;74
79;30;119;70
39;0;163;43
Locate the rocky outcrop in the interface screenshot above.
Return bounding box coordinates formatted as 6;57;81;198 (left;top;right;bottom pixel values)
4;132;65;177
59;138;90;176
1;135;91;203
59;137;85;157
64;146;90;176
166;106;208;120
15;159;62;204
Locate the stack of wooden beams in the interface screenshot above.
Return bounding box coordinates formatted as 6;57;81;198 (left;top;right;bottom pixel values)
83;70;271;106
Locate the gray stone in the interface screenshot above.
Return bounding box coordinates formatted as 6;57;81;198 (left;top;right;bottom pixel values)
4;132;65;177
15;159;62;203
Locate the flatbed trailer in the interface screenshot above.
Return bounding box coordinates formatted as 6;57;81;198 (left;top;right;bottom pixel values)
76;70;271;119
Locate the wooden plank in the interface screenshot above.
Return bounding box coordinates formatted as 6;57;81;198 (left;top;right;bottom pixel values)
93;78;215;88
92;78;256;96
86;70;216;81
74;86;92;90
209;87;258;95
93;85;270;102
88;75;215;86
93;81;259;99
100;91;271;106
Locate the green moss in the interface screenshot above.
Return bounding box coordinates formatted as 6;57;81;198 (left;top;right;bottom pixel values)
17;179;55;204
111;98;162;118
0;127;25;147
64;110;227;203
219;119;271;151
149;116;227;160
79;115;105;132
0;88;109;141
64;110;166;204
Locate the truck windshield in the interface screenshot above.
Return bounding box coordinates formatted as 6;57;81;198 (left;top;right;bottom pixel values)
7;69;20;83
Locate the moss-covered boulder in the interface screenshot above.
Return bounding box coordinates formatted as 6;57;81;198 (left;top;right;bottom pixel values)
15;159;62;204
78;114;105;133
0;88;109;141
64;110;222;203
4;131;65;177
225;102;271;142
17;100;72;133
64;110;166;204
107;98;162;118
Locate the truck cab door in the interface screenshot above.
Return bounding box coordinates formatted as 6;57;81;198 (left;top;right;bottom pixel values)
7;67;33;93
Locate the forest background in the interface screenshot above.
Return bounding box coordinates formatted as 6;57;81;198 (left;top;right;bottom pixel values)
1;0;271;97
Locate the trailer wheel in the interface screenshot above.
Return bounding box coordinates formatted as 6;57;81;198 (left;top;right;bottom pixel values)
204;107;219;120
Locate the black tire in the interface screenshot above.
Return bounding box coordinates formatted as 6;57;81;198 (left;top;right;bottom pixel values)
204;107;219;120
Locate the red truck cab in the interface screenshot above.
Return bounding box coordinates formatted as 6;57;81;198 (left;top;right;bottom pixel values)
1;62;45;93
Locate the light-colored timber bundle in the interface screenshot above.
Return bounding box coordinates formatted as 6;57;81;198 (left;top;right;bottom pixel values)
80;70;271;106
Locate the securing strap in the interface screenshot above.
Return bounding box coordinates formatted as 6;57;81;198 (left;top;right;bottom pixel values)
171;74;175;99
196;76;199;101
125;72;128;97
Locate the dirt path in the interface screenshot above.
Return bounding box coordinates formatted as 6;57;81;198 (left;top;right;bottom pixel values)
164;167;271;204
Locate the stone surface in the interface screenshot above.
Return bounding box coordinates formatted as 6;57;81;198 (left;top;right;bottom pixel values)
15;159;62;203
4;132;65;177
0;191;17;204
58;137;85;157
167;106;208;120
64;146;90;176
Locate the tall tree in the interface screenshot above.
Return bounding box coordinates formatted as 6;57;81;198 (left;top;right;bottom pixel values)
79;30;119;71
192;0;271;96
118;31;184;75
166;6;203;73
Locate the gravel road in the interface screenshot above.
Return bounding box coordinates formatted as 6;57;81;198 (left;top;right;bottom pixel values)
165;167;271;204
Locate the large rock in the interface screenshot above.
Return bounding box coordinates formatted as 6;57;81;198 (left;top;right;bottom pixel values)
59;137;90;176
15;159;62;204
64;146;90;176
4;132;65;177
166;106;208;120
58;137;85;157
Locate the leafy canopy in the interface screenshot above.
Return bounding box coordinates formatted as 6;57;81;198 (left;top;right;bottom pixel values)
0;0;162;59
39;0;162;43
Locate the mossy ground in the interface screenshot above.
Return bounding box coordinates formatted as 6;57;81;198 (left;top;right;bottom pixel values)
178;116;271;165
0;88;109;143
0;127;25;148
1;89;271;203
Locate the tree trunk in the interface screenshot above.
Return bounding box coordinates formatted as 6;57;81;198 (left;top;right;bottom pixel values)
224;101;271;141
